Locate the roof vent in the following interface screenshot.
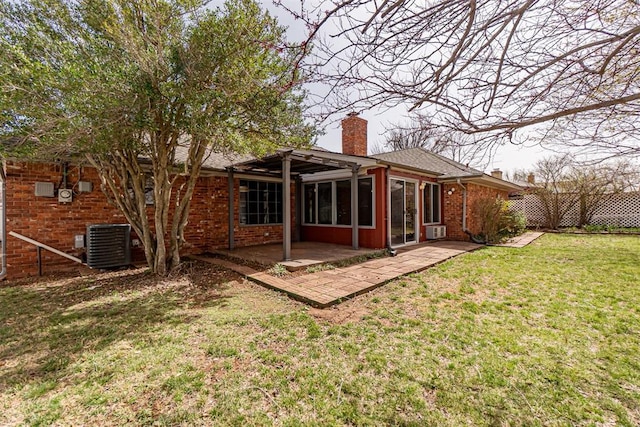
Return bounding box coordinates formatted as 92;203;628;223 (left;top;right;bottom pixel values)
86;224;131;269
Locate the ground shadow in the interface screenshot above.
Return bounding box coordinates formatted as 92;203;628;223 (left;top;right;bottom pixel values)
0;261;239;390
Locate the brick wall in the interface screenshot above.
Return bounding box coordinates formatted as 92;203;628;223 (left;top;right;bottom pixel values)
4;162;134;278
341;114;368;156
2;162;295;279
443;182;509;241
231;179;295;248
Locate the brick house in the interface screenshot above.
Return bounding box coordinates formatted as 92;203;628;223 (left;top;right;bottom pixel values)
0;114;520;280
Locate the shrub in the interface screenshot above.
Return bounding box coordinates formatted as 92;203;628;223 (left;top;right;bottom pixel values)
474;197;526;244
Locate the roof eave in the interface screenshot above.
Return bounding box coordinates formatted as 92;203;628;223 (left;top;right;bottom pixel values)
438;174;523;191
374;159;443;177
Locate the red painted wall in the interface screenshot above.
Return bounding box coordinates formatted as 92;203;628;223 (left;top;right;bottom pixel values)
301;168;387;248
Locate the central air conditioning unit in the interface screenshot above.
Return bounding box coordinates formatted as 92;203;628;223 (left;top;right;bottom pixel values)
86;224;131;269
426;225;447;239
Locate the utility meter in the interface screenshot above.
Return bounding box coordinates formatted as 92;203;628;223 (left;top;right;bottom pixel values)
58;188;73;203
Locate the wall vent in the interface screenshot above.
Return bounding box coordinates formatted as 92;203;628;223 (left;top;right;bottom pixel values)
86;224;131;269
35;182;55;197
426;225;446;239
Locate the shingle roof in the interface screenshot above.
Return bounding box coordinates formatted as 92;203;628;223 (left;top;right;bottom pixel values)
174;144;255;170
371;147;483;179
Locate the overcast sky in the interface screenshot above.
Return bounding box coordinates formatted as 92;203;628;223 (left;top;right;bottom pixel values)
265;0;548;175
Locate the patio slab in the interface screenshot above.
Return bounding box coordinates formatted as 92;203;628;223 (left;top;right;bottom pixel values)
495;231;544;248
212;241;384;271
194;240;481;308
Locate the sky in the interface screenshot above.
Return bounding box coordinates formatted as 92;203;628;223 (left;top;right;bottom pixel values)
265;1;549;176
314;111;548;174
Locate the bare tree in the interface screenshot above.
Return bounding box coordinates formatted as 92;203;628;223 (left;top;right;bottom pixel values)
568;161;638;227
504;168;531;184
534;155;579;229
528;155;637;228
284;0;640;160
372;117;492;166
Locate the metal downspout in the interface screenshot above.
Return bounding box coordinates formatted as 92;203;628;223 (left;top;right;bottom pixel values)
458;178;484;244
458;179;468;233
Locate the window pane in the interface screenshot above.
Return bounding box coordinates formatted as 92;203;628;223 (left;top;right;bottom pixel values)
358;178;373;226
336;180;351;225
239;181;248;225
432;184;441;223
239;180;282;225
390;179;405;245
424;184;432;223
304;184;316;224
317;182;333;224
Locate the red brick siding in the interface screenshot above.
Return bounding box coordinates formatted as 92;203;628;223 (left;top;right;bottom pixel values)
2;162;295;279
4;162;134;278
465;183;509;237
442;182;509;241
341;115;368;156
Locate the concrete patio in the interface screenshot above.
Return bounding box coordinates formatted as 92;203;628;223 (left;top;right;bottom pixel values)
196;240;482;308
495;231;544;248
212;241;384;271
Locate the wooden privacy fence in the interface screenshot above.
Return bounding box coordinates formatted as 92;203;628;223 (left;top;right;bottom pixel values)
510;192;640;228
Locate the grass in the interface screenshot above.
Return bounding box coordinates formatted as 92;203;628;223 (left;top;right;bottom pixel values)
1;234;639;425
563;225;640;234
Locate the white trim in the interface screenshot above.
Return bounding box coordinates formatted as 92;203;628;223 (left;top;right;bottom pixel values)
300;167;376;182
332;179;337;225
301;223;376;230
422;182;442;225
301;175;376;228
389;177;420;247
385;165;440;178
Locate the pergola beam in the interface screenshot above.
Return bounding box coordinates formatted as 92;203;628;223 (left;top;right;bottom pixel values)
351;165;359;250
227;168;235;250
282;153;291;261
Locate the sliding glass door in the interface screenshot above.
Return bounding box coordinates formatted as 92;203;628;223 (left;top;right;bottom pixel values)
390;178;418;246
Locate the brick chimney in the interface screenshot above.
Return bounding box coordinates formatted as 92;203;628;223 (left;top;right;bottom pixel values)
491;168;503;180
341;112;368;156
527;173;535;184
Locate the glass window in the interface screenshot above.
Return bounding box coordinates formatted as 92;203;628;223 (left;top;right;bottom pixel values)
423;183;441;223
336;180;351;225
304;183;316;224
432;184;440;223
302;177;374;226
239;180;283;225
358;177;373;226
317;182;333;224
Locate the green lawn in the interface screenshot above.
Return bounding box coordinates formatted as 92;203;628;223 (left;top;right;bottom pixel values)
1;234;639;426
